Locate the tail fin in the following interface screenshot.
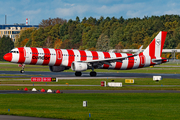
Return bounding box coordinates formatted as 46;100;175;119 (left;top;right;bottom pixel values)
143;31;167;58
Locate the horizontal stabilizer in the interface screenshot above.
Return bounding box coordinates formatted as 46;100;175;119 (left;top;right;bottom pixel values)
152;59;167;62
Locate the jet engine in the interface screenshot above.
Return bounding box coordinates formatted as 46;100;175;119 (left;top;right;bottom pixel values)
49;66;68;72
71;62;88;71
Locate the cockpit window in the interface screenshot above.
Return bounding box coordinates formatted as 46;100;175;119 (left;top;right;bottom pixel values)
10;51;19;53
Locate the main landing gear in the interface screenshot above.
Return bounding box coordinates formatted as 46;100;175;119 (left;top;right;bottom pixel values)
75;71;82;76
20;64;25;73
75;71;97;77
90;71;96;77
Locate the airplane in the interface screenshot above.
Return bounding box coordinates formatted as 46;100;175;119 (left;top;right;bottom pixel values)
3;31;168;76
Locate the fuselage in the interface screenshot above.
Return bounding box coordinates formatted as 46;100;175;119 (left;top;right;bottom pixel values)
4;47;167;70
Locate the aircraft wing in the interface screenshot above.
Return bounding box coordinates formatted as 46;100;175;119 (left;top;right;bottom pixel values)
82;55;132;66
82;45;143;66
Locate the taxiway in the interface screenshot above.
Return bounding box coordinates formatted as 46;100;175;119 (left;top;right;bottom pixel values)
0;71;180;79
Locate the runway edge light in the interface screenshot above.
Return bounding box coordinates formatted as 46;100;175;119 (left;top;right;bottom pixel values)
24;87;28;91
41;89;45;92
32;88;37;92
56;90;61;93
47;89;52;93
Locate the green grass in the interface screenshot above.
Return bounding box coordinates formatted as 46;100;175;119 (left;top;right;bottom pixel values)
0;78;180;90
1;61;180;119
1;78;180;85
0;93;180;120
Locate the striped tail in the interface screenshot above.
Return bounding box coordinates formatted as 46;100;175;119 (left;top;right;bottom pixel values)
143;31;167;59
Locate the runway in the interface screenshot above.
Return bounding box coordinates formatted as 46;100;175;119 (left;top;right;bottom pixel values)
0;71;180;79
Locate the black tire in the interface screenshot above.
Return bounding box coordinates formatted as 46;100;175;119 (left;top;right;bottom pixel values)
75;72;82;76
20;70;24;73
90;71;96;77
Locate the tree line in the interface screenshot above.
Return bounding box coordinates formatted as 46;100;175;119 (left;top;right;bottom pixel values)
0;36;14;60
15;15;180;52
1;15;180;61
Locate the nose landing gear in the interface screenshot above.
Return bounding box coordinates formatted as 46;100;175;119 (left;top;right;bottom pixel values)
20;64;25;73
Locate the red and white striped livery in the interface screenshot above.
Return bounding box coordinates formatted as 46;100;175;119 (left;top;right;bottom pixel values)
3;31;168;76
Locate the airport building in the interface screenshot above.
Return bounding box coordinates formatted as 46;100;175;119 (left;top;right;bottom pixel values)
0;24;39;42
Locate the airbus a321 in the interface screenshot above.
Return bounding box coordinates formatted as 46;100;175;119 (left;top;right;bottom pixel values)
3;31;168;76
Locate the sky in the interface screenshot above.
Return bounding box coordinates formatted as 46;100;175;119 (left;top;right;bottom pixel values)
0;0;180;25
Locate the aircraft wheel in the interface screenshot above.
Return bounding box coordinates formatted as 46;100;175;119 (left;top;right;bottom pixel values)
20;70;24;73
90;71;96;77
75;72;82;76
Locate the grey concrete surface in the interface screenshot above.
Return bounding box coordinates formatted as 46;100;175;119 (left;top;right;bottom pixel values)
0;71;180;79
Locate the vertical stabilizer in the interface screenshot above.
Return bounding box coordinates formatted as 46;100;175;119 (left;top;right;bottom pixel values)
143;31;167;58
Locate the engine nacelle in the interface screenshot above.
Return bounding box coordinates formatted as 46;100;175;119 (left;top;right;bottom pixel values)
71;62;88;71
49;66;66;72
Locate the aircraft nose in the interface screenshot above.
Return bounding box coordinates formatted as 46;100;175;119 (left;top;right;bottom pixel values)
3;53;12;62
